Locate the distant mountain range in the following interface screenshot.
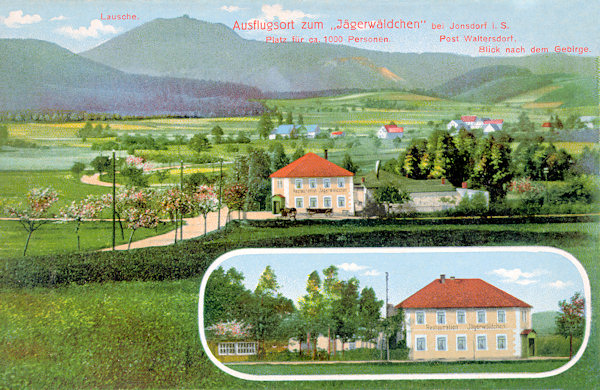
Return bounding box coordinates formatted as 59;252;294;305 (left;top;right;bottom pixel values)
0;39;264;116
81;16;596;93
1;15;596;114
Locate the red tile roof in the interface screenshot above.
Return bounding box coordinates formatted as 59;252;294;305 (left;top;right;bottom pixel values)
542;122;552;127
396;278;532;309
269;152;354;178
384;125;404;133
484;119;504;124
461;116;477;122
521;329;536;336
331;131;344;135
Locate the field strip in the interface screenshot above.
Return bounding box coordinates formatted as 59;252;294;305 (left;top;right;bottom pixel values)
225;356;569;365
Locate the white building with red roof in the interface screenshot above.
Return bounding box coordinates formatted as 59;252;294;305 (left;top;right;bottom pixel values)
396;275;536;360
449;116;504;133
269;152;355;215
377;123;404;139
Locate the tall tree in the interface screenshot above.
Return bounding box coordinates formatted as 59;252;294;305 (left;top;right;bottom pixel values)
298;113;304;125
204;266;251;326
255;265;280;297
358;287;383;342
299;270;325;359
556;292;585;359
292;146;305;161
374;185;411;216
471;136;514;202
210;125;224;144
430;132;461;185
188;133;210;153
331;278;360;355
285;111;293;125
257;112;274;139
342;153;358;174
0;125;8;147
272;143;290;171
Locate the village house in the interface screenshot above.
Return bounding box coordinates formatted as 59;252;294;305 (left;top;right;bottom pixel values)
270;152;355;215
397;275;536;361
448;116;503;133
268;124;321;139
377;123;404;139
330;130;345;138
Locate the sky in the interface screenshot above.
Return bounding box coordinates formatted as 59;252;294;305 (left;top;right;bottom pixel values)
0;0;598;55
212;248;587;314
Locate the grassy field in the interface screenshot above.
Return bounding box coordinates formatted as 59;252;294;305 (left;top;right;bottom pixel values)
0;219;597;388
230;359;567;375
0;220;175;258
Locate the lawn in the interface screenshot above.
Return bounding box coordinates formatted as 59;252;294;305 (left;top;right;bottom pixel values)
0;219;598;388
0;220;175;258
229;359;567;375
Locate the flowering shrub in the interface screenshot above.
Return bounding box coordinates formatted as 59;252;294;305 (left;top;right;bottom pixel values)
207;320;252;340
125;155;153;172
508;177;543;194
59;195;107;250
195;185;219;235
5;187;59;256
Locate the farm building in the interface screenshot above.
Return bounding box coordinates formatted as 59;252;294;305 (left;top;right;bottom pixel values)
377;123;404;139
301;124;321;138
397;275;536;360
330;130;345;138
353;170;488;215
269;124;297;139
270;152;355;216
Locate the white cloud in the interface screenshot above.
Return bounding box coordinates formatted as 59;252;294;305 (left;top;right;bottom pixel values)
57;19;118;40
337;262;368;272
256;4;316;22
221;6;241;13
489;268;548;285
50;15;67;22
1;10;42;28
363;269;381;277
548;280;573;289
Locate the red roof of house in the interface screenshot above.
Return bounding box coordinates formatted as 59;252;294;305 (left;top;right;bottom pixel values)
542;122;552;127
461;116;477;122
521;329;536;336
331;131;344;135
384;125;404;133
484;119;504;124
396;277;532;309
269;152;354;178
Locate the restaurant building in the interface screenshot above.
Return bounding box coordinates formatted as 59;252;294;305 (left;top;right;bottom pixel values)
396;275;536;360
269;152;355;215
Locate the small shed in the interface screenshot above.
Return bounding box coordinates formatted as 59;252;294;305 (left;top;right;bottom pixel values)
271;194;285;214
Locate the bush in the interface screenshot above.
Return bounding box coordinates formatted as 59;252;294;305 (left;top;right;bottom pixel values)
536;335;583;357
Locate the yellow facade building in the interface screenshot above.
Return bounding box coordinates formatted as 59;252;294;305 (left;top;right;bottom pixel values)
397;275;536;360
270;152;355;215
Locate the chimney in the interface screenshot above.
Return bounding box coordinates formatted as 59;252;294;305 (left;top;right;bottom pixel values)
440;274;446;284
462;181;468;189
361;177;365;183
324;149;328;160
441;177;446;185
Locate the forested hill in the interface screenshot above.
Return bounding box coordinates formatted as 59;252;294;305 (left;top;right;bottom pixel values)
81;15;596;92
0;39;264;116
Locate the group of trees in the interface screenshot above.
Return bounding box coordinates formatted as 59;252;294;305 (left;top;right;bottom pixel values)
205;265;401;359
77;122;116;141
386;127;581;203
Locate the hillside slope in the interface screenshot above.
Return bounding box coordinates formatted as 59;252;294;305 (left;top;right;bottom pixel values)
0;39;264;116
81;16;597;92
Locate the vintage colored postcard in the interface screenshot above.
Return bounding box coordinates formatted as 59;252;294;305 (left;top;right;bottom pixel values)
0;0;597;388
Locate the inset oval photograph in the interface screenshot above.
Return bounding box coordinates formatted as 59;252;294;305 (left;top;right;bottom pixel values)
198;247;590;381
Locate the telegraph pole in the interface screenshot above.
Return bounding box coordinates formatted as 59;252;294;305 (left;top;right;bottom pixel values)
180;159;184;241
386;271;390;361
218;159;223;230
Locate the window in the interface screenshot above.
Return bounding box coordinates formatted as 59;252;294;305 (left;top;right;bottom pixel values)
309;178;317;188
218;342;257;356
337;196;345;208
309;197;318;208
436;336;447;351
277;179;283;189
295;179;303;189
456;310;466;324
295;197;304;208
476;335;487;351
337;177;345;188
497;310;506;324
456;335;467;351
496;334;507;350
477;310;486;324
415;336;426;351
415;311;425;325
323;196;332;208
323;178;331;188
436;311;446;325
522;310;527;323
218;342;236;355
